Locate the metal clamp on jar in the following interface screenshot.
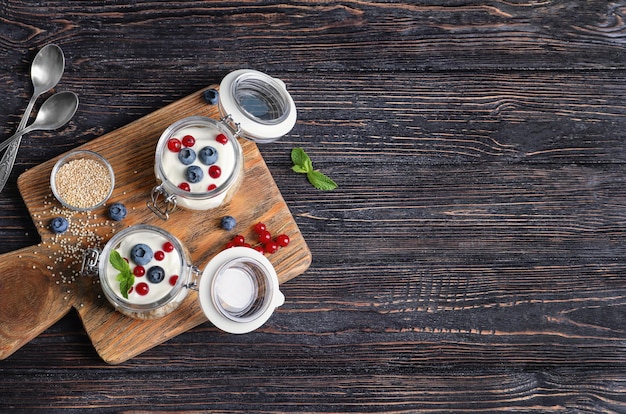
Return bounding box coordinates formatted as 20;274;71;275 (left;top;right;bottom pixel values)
147;69;296;220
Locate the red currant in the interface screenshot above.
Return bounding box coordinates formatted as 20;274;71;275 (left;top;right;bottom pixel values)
133;266;145;277
182;135;196;147
209;165;221;178
207;184;217;191
167;138;181;152
179;182;191;192
257;230;272;244
154;250;165;261
128;286;134;294
276;234;290;247
169;275;179;286
135;282;149;296
264;240;279;254
253;245;265;253
253;222;267;234
216;133;228;145
232;235;245;246
225;241;235;249
163;241;174;253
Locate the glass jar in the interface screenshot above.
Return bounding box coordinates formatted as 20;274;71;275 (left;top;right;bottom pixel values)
148;69;296;220
148;116;244;219
87;224;284;333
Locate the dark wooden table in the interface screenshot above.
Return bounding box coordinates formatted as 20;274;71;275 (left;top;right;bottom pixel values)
1;1;626;412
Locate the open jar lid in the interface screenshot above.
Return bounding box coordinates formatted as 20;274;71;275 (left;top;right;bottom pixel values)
218;69;297;143
198;246;285;334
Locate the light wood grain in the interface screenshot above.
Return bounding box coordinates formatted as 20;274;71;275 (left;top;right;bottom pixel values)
0;86;311;363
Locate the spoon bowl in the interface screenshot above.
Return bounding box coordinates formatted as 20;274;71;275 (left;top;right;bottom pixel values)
0;91;79;153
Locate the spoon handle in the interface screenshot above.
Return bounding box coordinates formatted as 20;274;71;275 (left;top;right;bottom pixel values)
0;97;35;192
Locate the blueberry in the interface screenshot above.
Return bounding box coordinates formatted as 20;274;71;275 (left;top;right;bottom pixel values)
147;266;165;283
186;165;204;183
178;147;196;165
108;202;127;221
130;243;153;266
50;217;68;234
203;88;219;105
221;215;237;231
198;146;218;165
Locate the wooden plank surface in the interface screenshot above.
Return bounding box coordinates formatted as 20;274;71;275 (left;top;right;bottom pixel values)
0;0;626;411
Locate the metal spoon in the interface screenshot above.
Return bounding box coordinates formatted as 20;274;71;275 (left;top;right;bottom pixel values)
0;91;79;154
0;44;66;192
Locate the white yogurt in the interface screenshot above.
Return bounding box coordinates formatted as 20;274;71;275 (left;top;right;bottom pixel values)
105;231;182;305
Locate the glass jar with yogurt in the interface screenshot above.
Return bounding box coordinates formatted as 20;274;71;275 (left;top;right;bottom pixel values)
148;69;296;220
85;224;285;333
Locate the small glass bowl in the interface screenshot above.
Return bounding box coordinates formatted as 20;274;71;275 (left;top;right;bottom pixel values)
50;150;115;211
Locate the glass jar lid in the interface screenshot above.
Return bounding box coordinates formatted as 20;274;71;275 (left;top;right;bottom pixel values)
219;69;297;143
198;246;285;334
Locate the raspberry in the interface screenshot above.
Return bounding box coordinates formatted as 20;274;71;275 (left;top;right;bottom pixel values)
179;182;191;192
216;133;228;145
182;135;196;147
154;250;165;261
276;234;290;247
167;138;181;152
133;266;145;277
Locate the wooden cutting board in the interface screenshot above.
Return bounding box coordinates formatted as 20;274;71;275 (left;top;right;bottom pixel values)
0;86;311;364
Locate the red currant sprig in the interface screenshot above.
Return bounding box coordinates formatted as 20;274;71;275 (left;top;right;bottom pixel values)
225;222;290;254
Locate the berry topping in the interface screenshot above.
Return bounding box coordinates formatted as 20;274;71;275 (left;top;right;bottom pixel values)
167;138;182;152
253;222;267;234
209;165;222;178
221;215;237;231
232;235;245;246
203;88;219;105
50;217;69;234
154;250;165;261
257;230;272;244
130;243;153;266
133;266;146;277
147;266;165;283
253;245;265;253
264;240;279;254
169;275;179;286
178;182;191;192
276;234;290;247
216;133;228;145
198;146;218;165
207;184;217;191
178;147;196;165
108;202;127;221
163;241;174;252
182;135;196;147
186;165;204;183
135;282;149;296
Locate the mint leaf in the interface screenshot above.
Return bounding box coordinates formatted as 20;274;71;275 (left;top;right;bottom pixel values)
110;250;133;299
292;165;309;174
307;170;338;191
291;147;311;170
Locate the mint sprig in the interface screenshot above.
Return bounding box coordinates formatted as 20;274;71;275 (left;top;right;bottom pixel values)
110;250;134;299
291;148;337;191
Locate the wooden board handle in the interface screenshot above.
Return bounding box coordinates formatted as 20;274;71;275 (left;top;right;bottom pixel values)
0;246;72;359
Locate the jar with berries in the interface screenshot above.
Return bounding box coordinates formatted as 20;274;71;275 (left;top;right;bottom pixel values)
85;224;285;333
148;69;297;220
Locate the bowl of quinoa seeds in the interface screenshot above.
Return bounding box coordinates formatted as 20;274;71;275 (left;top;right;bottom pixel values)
50;150;115;211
